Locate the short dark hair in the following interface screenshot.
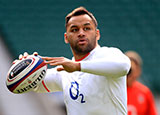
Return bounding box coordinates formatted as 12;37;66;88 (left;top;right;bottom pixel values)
65;7;98;29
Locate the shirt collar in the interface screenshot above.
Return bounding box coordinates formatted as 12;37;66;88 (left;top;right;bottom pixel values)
72;45;101;61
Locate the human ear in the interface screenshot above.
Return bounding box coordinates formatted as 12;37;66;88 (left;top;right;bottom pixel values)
96;29;100;41
64;33;69;43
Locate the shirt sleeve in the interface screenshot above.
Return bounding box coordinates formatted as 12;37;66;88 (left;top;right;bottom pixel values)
33;68;62;93
80;47;131;77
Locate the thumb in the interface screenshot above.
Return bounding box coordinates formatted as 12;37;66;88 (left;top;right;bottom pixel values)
12;59;20;64
57;67;64;71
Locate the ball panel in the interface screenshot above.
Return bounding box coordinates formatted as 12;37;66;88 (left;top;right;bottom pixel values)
13;66;47;94
7;59;33;83
8;57;38;84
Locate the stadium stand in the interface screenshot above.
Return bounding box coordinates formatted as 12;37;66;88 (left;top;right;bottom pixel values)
0;0;160;114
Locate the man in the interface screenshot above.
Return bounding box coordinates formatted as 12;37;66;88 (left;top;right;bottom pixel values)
19;7;131;115
125;51;158;115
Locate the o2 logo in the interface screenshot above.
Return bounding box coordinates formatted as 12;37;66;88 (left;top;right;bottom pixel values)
69;81;86;103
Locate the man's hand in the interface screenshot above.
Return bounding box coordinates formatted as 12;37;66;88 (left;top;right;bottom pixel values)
12;52;38;64
41;57;81;72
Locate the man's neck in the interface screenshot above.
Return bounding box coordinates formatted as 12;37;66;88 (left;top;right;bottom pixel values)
74;52;90;61
72;44;100;61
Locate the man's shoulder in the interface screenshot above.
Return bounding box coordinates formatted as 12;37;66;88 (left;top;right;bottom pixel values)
90;46;124;59
133;81;151;94
97;46;122;52
95;46;123;56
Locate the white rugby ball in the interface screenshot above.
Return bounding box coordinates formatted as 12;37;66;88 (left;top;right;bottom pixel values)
6;55;47;94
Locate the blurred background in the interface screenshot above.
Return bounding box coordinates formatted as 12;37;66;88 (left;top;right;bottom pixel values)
0;0;160;115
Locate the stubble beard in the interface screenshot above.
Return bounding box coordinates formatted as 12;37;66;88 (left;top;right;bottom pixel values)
71;37;96;55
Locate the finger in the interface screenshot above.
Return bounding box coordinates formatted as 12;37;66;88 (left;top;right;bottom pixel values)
42;57;64;61
57;67;64;71
19;54;23;60
23;52;29;58
12;59;19;64
41;57;53;60
44;60;57;64
33;52;38;56
49;61;63;66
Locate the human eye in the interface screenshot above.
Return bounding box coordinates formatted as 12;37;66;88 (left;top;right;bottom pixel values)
84;27;91;31
71;28;78;32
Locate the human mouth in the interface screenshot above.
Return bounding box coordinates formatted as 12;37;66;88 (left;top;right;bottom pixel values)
78;39;88;45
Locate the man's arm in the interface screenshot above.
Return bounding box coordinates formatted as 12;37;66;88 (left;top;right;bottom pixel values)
81;48;131;77
42;57;80;72
80;57;130;77
42;48;131;78
34;68;62;93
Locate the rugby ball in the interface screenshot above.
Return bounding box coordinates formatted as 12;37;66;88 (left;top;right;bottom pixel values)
6;55;47;94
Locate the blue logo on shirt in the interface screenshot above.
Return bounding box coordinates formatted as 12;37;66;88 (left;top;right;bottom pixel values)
69;81;85;103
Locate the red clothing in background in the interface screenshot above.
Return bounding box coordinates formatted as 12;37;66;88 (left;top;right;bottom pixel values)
127;81;158;115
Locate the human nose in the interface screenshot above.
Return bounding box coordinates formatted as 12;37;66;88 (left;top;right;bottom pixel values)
78;29;85;38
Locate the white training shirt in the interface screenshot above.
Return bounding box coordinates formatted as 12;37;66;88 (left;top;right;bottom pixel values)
34;46;131;115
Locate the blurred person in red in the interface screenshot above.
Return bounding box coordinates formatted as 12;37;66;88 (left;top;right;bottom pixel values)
125;51;158;115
